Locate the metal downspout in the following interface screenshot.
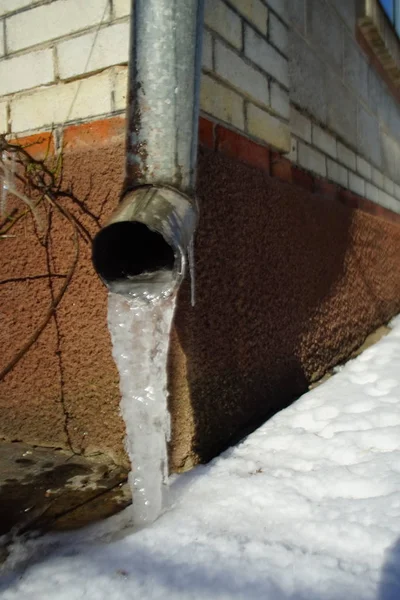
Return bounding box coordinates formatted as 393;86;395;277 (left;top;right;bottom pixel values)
92;0;204;298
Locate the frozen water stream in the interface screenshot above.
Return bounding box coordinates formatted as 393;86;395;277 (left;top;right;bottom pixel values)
107;291;177;525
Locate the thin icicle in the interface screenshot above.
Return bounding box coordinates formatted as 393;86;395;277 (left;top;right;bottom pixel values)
0;150;13;217
1;176;8;218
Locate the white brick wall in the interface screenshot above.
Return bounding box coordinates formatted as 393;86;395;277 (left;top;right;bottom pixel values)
290;105;400;214
0;0;34;16
0;0;293;165
228;0;268;35
247;103;290;151
10;71;112;132
0;20;4;57
365;183;379;203
290;107;311;143
371;168;383;189
356;156;372;180
0;49;54;95
114;66;127;111
215;40;269;108
114;0;131;19
337;142;356;170
244;25;289;88
287;0;400;208
57;22;129;79
298;142;326;177
270;82;290;119
383;176;394;195
312;125;336;159
7;0;110;53
379;190;399;212
205;0;242;50
327;158;348;187
349;172;365;196
269;12;288;54
202;29;213;71
201;74;245;130
288;136;298;162
0;100;7;133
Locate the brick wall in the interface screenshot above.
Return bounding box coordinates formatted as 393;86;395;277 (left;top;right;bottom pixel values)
202;0;290;152
287;0;400;214
0;0;129;131
0;0;400;215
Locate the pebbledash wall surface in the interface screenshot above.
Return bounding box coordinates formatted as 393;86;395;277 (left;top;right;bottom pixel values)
0;0;400;470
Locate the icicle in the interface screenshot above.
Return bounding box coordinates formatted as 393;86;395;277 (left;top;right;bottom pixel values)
108;292;177;526
1;176;8;218
0;150;12;217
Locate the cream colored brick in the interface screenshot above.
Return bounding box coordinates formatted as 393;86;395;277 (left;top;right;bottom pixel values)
349;172;365;196
114;65;128;110
7;0;110;53
365;182;379;203
312;125;336;158
371;168;383;189
205;0;242;50
269;12;288;54
288;136;297;162
327;158;347;187
337;141;356;170
202;29;213;70
215;40;269;107
383;175;394;195
0;49;53;95
114;0;131;19
228;0;268;35
290;106;311;143
379;190;399;212
0;100;8;133
244;25;288;87
270;82;289;120
298;141;326;176
356;156;371;180
247;103;290;151
58;22;129;79
0;0;34;16
10;71;112;132
266;0;287;21
0;19;4;57
201;74;244;130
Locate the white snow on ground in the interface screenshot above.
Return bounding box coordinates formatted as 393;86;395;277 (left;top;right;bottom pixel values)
1;316;400;600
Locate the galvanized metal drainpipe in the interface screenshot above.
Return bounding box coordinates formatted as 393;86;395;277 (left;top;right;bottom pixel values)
92;0;204;298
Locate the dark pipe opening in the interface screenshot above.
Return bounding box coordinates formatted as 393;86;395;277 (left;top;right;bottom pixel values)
92;221;175;283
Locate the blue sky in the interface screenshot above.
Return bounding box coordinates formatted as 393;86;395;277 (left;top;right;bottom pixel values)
380;0;394;19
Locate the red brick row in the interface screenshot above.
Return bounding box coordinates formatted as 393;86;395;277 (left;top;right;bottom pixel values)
8;114;400;226
198;116;400;225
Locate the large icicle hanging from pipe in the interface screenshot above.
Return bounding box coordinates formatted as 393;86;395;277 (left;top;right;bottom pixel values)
92;0;204;526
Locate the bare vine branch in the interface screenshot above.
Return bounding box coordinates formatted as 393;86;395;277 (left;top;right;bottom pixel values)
0;202;78;381
0;134;98;382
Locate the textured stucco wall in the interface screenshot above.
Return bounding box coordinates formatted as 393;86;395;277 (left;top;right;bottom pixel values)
1;131;400;470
